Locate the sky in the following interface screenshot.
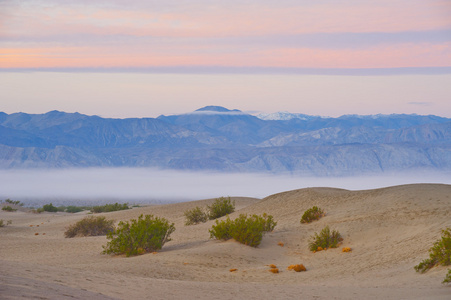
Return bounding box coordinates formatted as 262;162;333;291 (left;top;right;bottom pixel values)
1;0;451;118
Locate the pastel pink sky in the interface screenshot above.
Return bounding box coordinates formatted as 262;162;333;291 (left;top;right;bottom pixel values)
1;1;451;117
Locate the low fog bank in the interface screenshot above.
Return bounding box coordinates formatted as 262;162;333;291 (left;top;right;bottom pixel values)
1;168;451;206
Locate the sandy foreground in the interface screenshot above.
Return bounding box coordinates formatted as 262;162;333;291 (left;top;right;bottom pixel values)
1;184;450;299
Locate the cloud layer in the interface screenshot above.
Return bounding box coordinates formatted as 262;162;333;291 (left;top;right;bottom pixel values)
1;168;450;205
1;0;451;69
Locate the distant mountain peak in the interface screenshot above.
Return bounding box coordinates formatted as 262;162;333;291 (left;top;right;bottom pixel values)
256;111;319;121
195;106;241;113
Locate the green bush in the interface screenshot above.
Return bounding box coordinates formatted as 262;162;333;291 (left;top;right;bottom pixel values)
443;269;451;284
209;213;277;247
65;206;84;213
209;216;234;241
309;226;343;252
414;227;451;277
103;214;175;257
2;206;17;212
300;206;325;224
184;206;208;225
65;216;115;238
42;203;58;212
91;203;129;213
207;197;235;220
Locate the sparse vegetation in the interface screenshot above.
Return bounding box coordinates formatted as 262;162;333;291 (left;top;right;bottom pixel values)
443;269;451;284
91;203;129;213
300;206;325;224
414;227;451;284
2;206;17;212
184;206;208;225
4;199;23;206
309;226;343;252
0;219;10;227
103;214;175;257
207;197;235;220
65;206;85;213
64;216;115;238
42;203;58;212
209;213;277;247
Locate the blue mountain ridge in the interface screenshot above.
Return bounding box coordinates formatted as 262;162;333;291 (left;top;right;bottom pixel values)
0;106;450;175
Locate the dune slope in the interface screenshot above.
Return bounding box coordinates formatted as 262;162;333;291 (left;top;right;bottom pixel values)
1;185;450;299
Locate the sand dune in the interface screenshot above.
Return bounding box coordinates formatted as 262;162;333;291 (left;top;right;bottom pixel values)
1;184;450;299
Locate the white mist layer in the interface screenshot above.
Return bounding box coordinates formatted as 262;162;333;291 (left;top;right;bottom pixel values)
1;168;450;203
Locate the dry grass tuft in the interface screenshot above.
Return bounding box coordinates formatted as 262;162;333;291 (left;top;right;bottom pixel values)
268;264;277;269
269;268;279;273
342;247;352;252
277;242;284;247
229;268;238;272
34;233;39;235
289;264;306;272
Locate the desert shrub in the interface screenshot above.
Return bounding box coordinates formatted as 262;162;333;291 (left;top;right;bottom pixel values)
4;199;23;206
207;197;235;220
309;226;343;252
300;206;325;224
443;269;451;284
64;216;115;238
103;214;175;257
2;206;17;212
91;203;129;213
0;220;3;227
342;247;352;252
184;206;208;225
65;206;84;213
209;213;277;247
414;227;451;275
209;216;234;240
42;203;58;212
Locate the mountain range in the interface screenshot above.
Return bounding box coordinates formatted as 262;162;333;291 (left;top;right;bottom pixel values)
1;106;450;175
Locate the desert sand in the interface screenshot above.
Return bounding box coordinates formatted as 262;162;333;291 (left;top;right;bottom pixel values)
1;184;450;299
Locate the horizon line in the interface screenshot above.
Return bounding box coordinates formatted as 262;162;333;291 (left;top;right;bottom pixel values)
2;66;451;76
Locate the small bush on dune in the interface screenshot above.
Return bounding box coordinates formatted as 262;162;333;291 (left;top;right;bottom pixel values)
208;216;234;240
64;216;114;238
42;203;58;212
207;197;235;220
184;206;208;225
414;227;451;284
209;213;277;247
2;206;17;212
103;214;175;257
300;206;325;224
309;226;343;252
91;203;129;213
443;269;451;284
